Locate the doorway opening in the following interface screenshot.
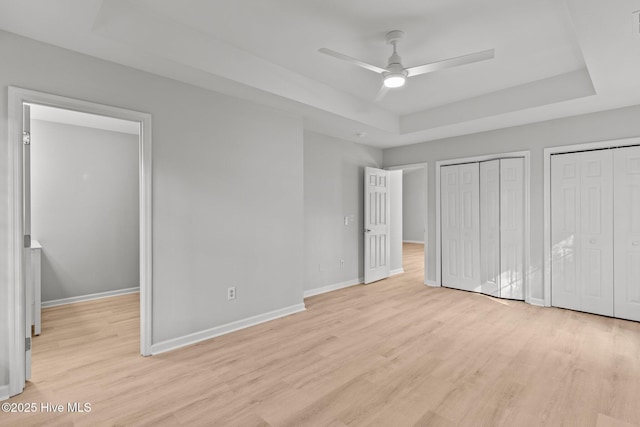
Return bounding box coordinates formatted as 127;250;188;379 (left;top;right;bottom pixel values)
7;87;153;398
387;163;428;286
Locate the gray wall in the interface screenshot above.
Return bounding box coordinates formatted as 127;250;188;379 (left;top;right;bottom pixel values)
402;168;425;243
384;104;640;298
0;30;305;388
31;119;139;302
303;131;382;291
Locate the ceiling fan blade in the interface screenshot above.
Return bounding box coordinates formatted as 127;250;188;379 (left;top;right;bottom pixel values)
318;48;387;74
374;85;389;102
406;49;494;77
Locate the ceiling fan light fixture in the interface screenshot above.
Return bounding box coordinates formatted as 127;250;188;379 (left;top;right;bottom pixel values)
383;72;406;88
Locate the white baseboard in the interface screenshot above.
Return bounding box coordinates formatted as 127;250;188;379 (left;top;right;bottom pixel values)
0;385;9;401
42;287;140;308
425;280;439;287
403;240;424;244
150;303;306;355
390;268;404;276
528;297;545;307
304;277;363;298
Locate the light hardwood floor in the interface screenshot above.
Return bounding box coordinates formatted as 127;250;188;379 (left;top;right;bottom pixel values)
2;243;640;426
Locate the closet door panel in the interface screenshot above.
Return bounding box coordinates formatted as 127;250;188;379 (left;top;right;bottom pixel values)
580;150;613;317
459;163;481;292
551;153;582;311
614;146;640;322
441;165;462;289
480;160;500;297
500;158;525;300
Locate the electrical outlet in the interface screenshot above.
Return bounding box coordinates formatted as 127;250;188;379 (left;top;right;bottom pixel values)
227;287;236;301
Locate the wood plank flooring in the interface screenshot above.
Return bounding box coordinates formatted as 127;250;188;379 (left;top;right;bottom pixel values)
2;243;640;426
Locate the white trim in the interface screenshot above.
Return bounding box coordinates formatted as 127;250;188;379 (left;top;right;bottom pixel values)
528;297;545;307
390;268;404;276
7;87;153;398
150;303;306;355
425;280;439;287
543;137;640;307
303;277;363;298
402;240;424;244
435;151;531;303
0;385;9;401
41;287;140;308
385;162;429;285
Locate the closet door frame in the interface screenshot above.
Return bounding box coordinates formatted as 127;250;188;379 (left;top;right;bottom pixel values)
543;137;640;307
435;150;531;303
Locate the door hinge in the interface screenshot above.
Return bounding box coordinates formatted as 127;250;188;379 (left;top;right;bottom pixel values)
24;234;31;248
25;337;31;351
23;131;31;145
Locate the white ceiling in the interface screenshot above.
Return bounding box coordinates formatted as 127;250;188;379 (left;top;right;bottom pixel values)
1;0;640;148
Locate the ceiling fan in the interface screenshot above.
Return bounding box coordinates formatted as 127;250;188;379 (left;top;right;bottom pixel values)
319;30;494;100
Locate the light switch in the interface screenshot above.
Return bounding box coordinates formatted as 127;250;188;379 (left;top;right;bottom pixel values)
344;216;349;226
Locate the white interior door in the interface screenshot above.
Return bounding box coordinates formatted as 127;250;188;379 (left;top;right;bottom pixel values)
441;165;461;289
364;167;391;284
23;103;32;380
458;163;481;292
480;160;500;297
614;146;640;322
499;158;525;300
551;150;613;316
580;150;613;316
551;153;580;311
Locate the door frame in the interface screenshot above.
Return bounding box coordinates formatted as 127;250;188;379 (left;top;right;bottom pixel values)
385;163;428;286
435;151;531;303
7;87;153;398
543;137;640;307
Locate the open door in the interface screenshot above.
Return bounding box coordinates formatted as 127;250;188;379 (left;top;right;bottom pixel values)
23;103;32;380
364;167;391;284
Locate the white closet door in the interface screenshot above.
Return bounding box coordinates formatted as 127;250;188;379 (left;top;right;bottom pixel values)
480;160;500;297
441;165;462;289
580;150;613;316
459;163;481;292
500;158;525;300
614;146;640;322
551;151;613;316
551;153;582;311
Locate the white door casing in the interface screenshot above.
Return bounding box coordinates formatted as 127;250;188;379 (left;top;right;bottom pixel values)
613;146;640;322
480;160;500;297
551;151;613;316
23;104;32;381
364;167;391;284
499;158;525;300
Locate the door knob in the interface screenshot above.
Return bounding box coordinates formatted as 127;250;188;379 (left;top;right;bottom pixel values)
633;241;639;246
365;228;372;233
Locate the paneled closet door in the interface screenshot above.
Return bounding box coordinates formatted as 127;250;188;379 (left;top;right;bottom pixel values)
551;152;582;311
551;151;614;316
480;160;500;297
614;146;640;322
458;163;481;292
441;165;462;289
500;158;525;300
580;150;613;316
